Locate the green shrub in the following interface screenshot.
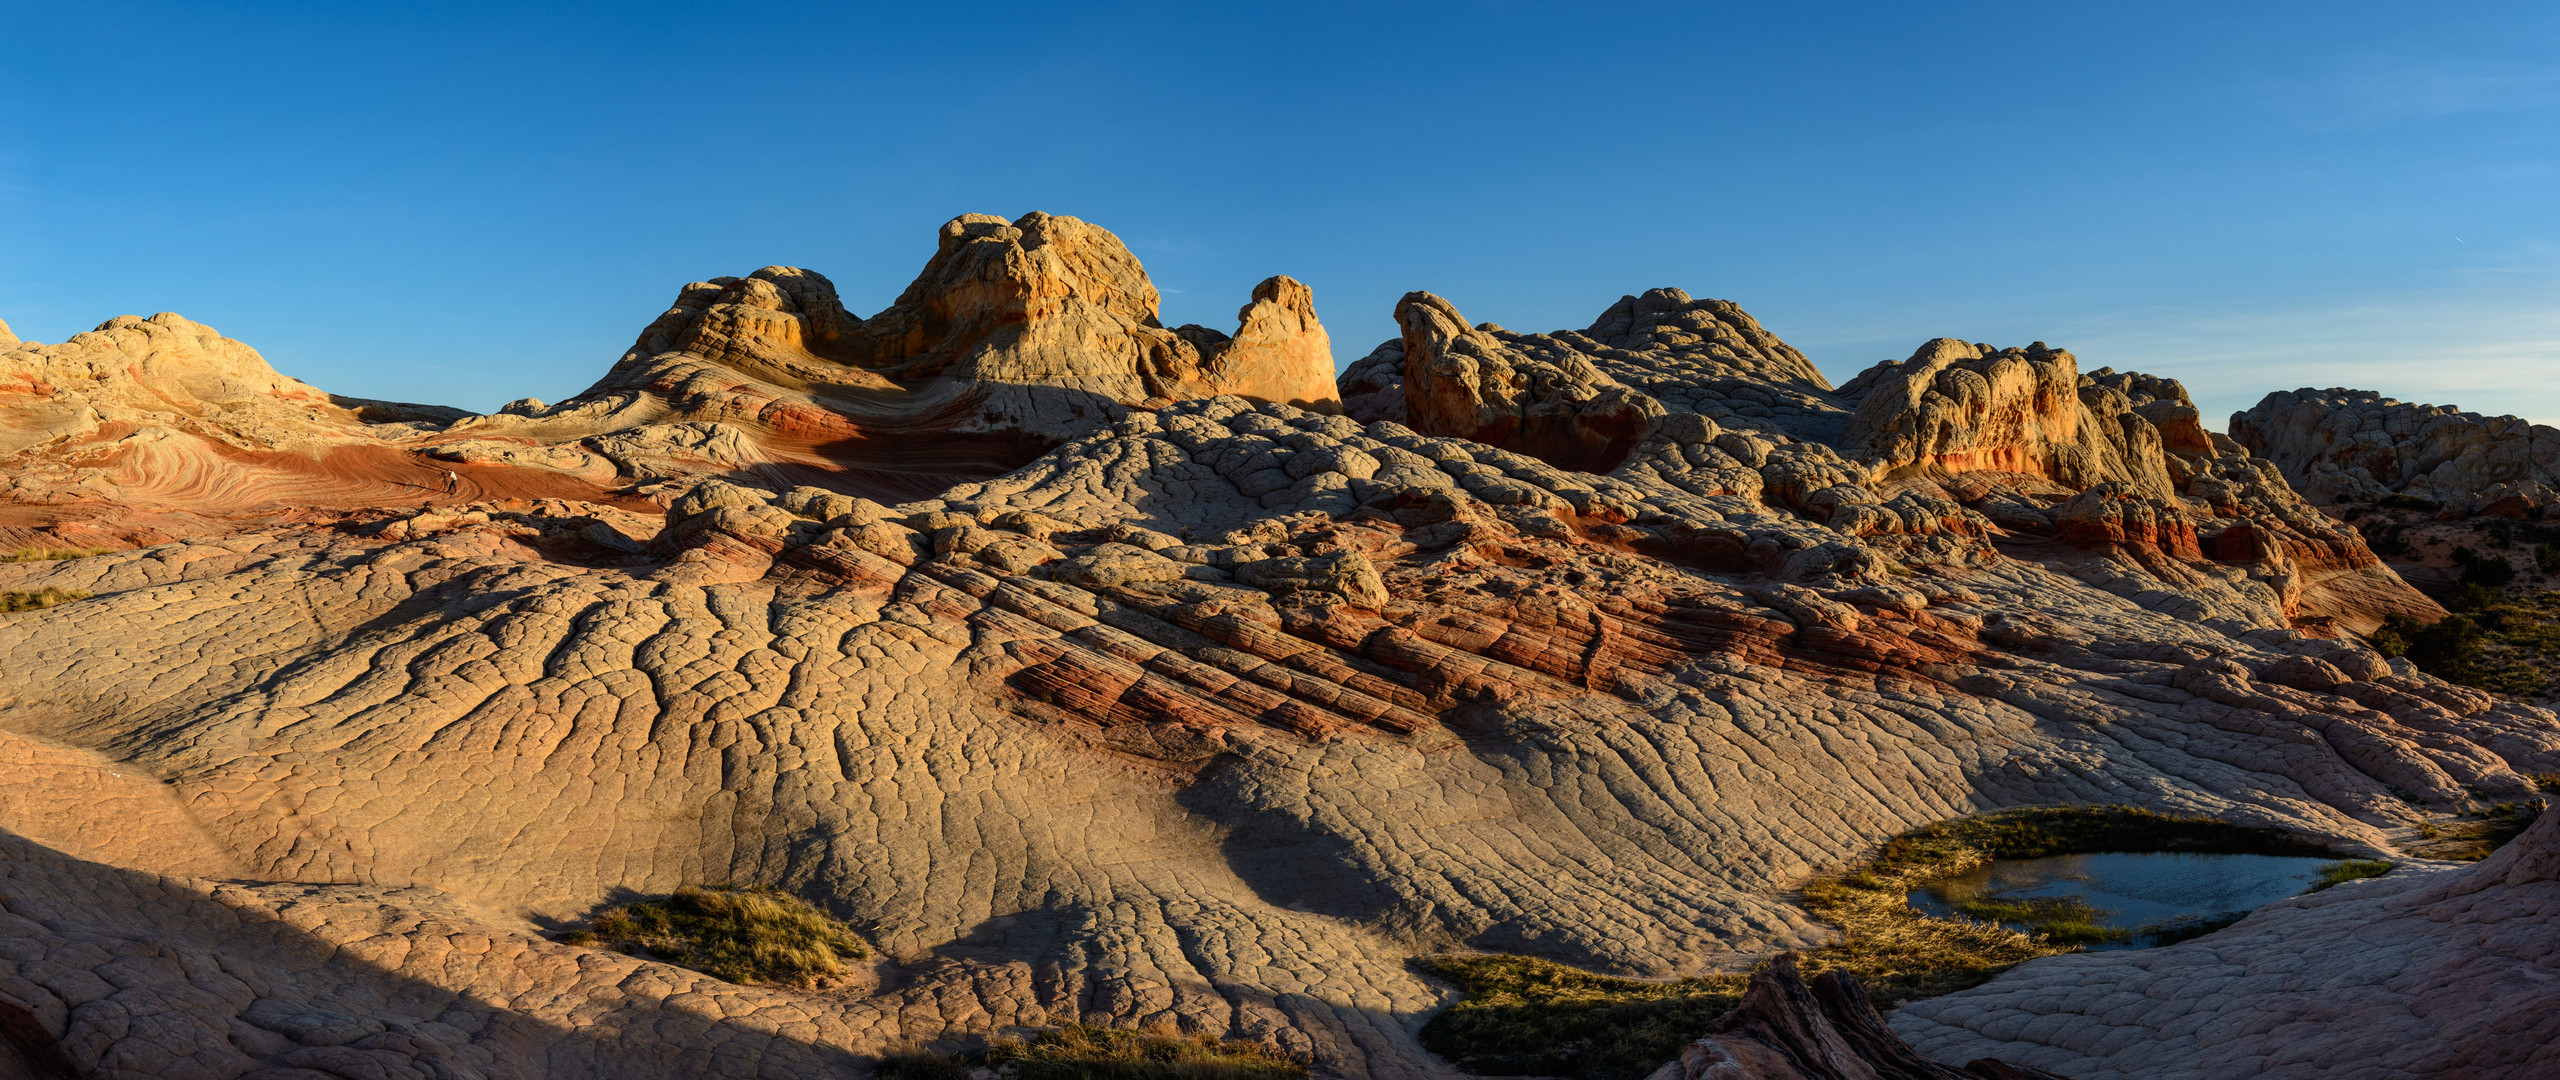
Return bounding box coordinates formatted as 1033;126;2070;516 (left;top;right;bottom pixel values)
2308;859;2394;891
2538;543;2560;574
568;886;867;988
2372;590;2560;698
0;588;89;613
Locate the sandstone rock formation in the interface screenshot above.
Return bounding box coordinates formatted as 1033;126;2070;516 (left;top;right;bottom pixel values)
0;213;2553;1080
1350;297;2437;636
2234;388;2560;516
1894;808;2560;1079
1387;291;1663;472
451;213;1341;494
0;312;611;551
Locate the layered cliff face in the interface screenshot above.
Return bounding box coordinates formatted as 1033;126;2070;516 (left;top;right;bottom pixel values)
0;215;2554;1080
2233;388;2560;517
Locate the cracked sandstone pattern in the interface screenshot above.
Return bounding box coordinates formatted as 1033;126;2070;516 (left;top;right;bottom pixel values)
4;392;2556;1078
2;217;2555;1079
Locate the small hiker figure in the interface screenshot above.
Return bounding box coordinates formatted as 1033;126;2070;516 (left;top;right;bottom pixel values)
443;470;460;496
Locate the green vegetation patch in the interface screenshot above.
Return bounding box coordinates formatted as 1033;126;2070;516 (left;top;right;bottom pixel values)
2372;588;2560;699
2401;801;2544;861
1;588;90;613
564;885;868;988
0;546;113;563
2309;859;2395;891
880;1026;1306;1080
1939;895;2127;945
1414;955;1746;1080
1417;805;2345;1080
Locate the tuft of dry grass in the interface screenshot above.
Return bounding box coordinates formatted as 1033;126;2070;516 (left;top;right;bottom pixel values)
2308;859;2395;891
874;1042;974;1080
1;588;90;613
0;546;112;563
563;886;867;988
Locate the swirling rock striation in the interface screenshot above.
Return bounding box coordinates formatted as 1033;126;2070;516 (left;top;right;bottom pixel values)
0;212;2551;1080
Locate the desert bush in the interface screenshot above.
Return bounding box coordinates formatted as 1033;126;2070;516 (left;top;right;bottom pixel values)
566;886;867;988
2372;590;2560;698
874;1043;974;1080
2451;546;2516;589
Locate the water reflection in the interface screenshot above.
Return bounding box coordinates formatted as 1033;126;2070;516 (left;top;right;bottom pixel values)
1906;852;2335;950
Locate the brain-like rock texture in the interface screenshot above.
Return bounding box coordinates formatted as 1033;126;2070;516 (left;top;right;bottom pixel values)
0;212;2554;1080
2233;388;2560;516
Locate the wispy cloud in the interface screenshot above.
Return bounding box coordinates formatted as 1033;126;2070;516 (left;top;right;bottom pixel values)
2268;58;2560;131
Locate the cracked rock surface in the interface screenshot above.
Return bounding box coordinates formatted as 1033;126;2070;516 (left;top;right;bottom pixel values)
1;214;2554;1080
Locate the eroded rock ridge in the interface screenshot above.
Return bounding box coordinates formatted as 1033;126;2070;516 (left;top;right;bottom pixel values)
0;213;2551;1080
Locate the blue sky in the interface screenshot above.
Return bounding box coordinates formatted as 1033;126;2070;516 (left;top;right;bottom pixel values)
3;1;2555;426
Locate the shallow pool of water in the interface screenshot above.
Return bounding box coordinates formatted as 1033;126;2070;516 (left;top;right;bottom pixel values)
1906;851;2337;950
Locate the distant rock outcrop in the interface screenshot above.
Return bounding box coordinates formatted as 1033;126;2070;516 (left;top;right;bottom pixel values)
0;312;560;547
2233;388;2560;517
